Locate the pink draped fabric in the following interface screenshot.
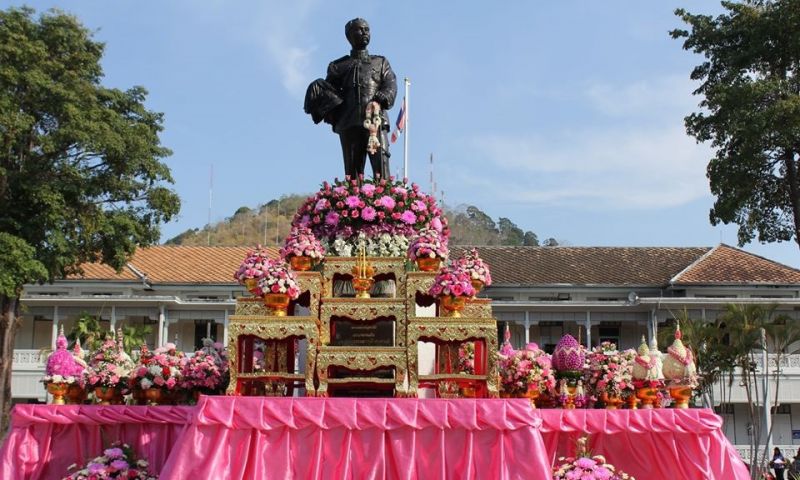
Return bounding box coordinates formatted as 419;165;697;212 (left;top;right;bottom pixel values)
0;399;750;480
535;409;750;480
0;405;193;480
159;397;550;480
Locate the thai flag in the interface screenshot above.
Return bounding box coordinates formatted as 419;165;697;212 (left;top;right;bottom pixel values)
390;97;406;143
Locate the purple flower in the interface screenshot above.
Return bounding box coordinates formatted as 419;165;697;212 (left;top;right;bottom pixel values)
400;210;417;224
111;459;130;470
104;447;124;459
345;195;360;208
87;462;106;475
430;217;443;232
325;212;340;226
361;206;377;222
575;457;596;469
314;199;329;212
333;186;347;196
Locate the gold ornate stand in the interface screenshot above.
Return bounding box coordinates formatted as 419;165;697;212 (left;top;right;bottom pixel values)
228;256;499;399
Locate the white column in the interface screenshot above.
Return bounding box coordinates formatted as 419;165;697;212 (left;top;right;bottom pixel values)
206;319;212;340
110;306;117;331
223;310;229;346
646;320;654;346
584;311;592;348
51;306;60;350
524;311;531;345
157;305;165;347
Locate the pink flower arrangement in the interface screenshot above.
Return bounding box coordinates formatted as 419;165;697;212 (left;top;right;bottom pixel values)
86;336;134;389
62;441;157;479
553;437;635;479
130;343;183;391
584;342;636;399
290;177;449;242
456;248;492;286
498;343;556;395
280;226;325;260
180;339;229;393
458;342;475;375
44;330;85;385
257;259;301;300
233;245;273;285
428;265;476;298
407;227;448;261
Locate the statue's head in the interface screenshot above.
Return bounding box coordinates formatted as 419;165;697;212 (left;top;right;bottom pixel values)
345;18;370;49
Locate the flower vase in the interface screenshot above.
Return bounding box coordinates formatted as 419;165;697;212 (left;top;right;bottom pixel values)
669;385;693;409
264;293;290;316
46;382;68;405
416;257;441;272
244;278;260;295
460;385;477;398
65;385;86;405
526;388;540;409
439;295;466;318
636;387;658;409
94;386;122;405
626;395;639;410
563;385;577;410
601;392;623;410
144;388;165;405
132;388;147;405
289;256;313;272
470;279;484;297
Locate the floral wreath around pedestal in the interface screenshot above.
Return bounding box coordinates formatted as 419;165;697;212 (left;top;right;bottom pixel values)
257;259;301;300
408;227;449;261
280;226;325;260
63;441;158;480
429;264;476;298
291;177;448;256
457;248;492;286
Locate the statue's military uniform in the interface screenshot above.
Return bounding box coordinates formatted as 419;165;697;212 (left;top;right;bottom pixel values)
324;50;397;179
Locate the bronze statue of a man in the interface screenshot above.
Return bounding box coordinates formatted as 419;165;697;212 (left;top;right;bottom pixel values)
304;18;397;179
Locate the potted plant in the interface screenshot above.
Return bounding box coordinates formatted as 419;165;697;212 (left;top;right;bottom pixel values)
280;226;325;271
553;436;635;479
86;332;134;405
42;327;85;405
257;259;302;316
584;342;636;409
428;264;476;317
498;344;556;405
130;343;183;405
181;339;229;402
408;227;449;271
456;248;492;295
63;441;158;480
233;245;273;294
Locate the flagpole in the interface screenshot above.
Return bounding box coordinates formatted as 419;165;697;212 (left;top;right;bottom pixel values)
403;78;410;180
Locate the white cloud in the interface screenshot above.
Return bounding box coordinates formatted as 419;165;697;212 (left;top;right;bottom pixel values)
465;125;709;209
252;1;318;98
585;74;699;118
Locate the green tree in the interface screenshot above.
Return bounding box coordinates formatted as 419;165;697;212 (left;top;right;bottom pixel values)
67;312;107;352
0;7;180;431
672;1;800;249
497;217;524;246
523;231;539;246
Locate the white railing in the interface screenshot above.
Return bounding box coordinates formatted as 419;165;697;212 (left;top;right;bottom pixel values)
752;353;800;372
735;445;797;464
12;349;47;370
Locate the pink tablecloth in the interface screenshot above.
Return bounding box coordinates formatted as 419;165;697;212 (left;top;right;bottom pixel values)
0;405;193;480
160;397;550;480
0;399;749;480
535;409;750;480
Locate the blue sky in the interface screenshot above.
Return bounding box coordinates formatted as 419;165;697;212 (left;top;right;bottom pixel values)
6;1;799;267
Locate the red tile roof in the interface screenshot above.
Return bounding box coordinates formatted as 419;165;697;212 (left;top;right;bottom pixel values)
69;246;279;284
67;244;799;287
450;246;711;286
670;244;800;285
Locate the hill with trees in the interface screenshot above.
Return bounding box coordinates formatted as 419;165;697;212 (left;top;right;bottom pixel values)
165;195;562;247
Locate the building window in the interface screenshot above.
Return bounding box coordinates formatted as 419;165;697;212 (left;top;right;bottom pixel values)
598;324;620;346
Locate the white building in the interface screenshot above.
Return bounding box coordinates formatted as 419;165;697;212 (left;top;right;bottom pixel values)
11;243;800;461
